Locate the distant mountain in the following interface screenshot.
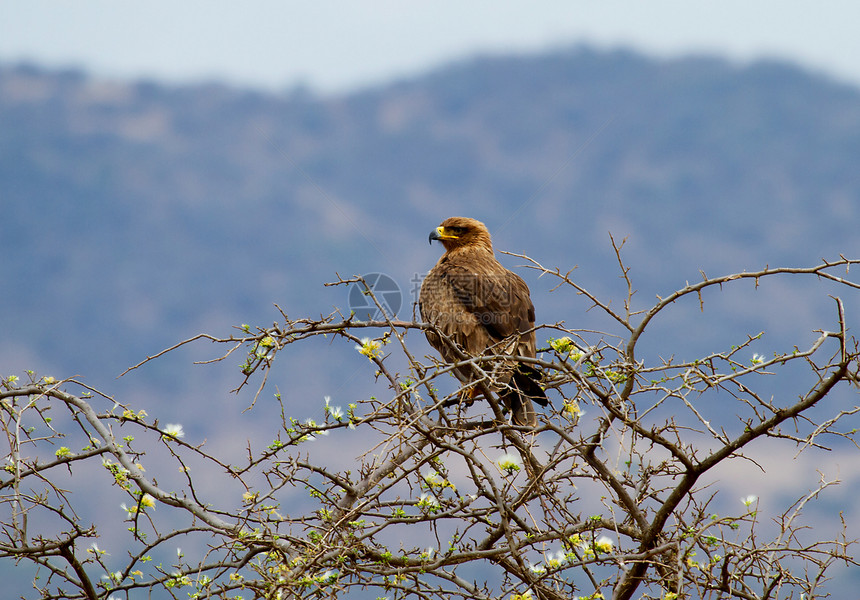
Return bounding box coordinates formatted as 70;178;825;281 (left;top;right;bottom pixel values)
1;48;859;594
2;48;858;388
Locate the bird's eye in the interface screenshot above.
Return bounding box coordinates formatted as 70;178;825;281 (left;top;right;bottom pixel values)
450;227;467;235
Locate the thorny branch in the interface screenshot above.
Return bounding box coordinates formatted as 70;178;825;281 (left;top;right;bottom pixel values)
2;257;859;600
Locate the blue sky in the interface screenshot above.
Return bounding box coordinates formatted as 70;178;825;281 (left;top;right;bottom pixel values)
2;1;859;93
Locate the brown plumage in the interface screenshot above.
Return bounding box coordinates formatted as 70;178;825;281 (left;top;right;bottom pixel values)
419;217;547;426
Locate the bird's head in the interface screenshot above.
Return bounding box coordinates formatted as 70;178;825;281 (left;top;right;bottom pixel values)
428;217;493;253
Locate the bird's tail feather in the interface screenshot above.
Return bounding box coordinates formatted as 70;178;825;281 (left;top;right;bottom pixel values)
500;366;548;426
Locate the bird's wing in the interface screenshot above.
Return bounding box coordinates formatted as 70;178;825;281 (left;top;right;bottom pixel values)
439;262;536;347
420;266;487;359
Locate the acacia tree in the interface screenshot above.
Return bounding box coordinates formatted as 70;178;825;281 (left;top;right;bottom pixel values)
2;253;859;600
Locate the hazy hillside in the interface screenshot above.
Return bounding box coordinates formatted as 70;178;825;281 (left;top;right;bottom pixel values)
1;47;859;595
3;49;859;383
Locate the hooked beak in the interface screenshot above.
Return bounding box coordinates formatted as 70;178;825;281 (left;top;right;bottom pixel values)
428;227;444;244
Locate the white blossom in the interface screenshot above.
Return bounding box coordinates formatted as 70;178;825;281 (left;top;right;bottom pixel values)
497;452;522;473
161;423;185;440
741;494;758;508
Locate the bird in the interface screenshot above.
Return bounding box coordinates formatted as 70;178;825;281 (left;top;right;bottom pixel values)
419;216;548;426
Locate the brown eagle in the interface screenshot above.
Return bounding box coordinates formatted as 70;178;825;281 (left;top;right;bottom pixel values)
419;216;548;426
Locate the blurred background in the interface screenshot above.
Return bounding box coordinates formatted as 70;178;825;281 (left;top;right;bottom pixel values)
2;1;859;595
